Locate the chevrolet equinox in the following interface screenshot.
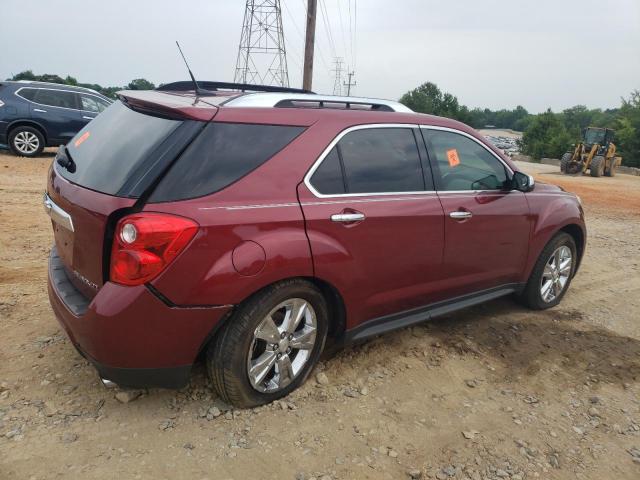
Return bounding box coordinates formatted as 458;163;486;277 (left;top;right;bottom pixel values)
45;82;586;407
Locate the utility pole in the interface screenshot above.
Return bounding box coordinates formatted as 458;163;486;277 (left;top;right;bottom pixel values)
302;0;317;91
343;71;356;96
234;0;289;87
331;57;344;96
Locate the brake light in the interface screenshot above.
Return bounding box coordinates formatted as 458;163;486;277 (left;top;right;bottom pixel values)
110;213;198;286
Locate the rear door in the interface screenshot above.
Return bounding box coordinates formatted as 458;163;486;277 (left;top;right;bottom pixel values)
78;93;111;125
421;126;531;298
31;88;84;142
298;124;445;329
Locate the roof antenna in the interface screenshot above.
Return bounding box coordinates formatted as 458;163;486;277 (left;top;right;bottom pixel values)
175;41;209;96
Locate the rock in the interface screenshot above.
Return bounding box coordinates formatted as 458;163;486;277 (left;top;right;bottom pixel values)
548;454;560;469
388;449;398;458
442;465;456;477
208;406;222;418
465;379;479;388
462;430;479;440
495;470;509;478
316;372;329;386
572;426;584;435
589;396;601;404
407;469;422;479
628;447;640;459
588;407;601;417
61;432;78;443
115;390;143;404
360;386;369;396
159;419;175;431
343;388;358;398
183;442;195;450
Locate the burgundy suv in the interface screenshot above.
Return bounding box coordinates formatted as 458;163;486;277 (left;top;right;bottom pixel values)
46;82;585;407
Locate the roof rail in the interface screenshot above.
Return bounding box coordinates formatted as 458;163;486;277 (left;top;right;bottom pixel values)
13;80;102;95
157;81;313;95
222;93;413;113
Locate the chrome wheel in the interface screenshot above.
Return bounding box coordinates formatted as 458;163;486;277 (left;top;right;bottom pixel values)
13;131;40;155
540;245;572;303
247;298;317;393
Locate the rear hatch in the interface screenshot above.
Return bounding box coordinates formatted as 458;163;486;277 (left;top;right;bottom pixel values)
46;92;218;299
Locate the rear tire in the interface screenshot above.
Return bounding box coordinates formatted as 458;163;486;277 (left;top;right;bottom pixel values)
590;156;605;177
518;232;577;310
207;279;328;408
560;153;572;173
8;126;45;157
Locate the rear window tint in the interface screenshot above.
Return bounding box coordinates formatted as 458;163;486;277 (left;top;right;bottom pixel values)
309;147;346;195
149;123;305;202
61;101;182;195
34;89;77;109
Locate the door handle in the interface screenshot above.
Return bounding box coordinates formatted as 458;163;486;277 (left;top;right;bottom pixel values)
82;116;95;120
331;212;365;223
449;211;472;220
34;108;47;113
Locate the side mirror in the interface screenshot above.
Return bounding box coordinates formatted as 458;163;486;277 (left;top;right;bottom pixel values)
511;171;534;192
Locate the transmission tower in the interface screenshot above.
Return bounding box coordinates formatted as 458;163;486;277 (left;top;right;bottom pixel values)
234;0;289;87
331;57;344;96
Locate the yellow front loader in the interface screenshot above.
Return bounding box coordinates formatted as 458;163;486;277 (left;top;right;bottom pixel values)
560;127;622;177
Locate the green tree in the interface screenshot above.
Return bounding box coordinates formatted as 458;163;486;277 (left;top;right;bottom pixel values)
616;90;640;167
520;109;573;160
399;82;467;122
126;78;155;90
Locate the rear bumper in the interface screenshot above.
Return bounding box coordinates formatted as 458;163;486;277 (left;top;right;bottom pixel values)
47;247;232;389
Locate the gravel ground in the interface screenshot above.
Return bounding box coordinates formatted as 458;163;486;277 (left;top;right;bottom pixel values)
1;152;639;479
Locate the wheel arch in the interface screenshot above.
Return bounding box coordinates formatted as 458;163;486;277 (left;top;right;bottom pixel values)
7;120;48;144
559;223;585;272
196;275;347;360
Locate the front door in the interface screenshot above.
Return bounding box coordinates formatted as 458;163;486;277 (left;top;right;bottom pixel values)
299;125;445;329
421;127;531;298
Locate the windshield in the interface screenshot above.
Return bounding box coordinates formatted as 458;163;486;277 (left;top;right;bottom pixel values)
61;101;182;196
584;129;606;145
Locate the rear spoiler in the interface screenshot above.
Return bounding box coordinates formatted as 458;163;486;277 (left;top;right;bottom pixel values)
157;81;314;95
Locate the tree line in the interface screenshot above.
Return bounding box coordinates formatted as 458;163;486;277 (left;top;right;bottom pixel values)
5;70;155;99
400;82;640;167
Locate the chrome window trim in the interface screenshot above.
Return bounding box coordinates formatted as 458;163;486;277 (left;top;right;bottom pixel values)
303;123;434;199
223;92;413;113
419;125;515;177
15;87;111;113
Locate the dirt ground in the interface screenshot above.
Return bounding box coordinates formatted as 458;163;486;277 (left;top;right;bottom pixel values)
1;151;639;480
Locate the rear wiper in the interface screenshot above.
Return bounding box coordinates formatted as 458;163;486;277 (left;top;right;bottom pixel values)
56;145;76;173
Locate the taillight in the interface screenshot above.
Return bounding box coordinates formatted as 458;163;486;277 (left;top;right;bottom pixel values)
110;213;198;286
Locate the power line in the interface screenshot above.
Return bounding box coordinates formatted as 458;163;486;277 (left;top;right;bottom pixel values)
335;0;350;67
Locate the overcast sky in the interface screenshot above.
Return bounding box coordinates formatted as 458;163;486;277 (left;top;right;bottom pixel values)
1;0;638;112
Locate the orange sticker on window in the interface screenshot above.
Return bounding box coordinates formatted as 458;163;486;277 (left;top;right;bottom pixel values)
446;148;460;167
74;131;90;147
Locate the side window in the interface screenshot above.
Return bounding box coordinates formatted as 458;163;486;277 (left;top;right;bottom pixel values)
309;147;346;194
338;128;424;194
34;89;78;109
17;88;37;101
80;95;107;113
150;122;305;202
423;129;508;191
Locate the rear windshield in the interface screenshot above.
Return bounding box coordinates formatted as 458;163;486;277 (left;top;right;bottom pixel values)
60;101;181;195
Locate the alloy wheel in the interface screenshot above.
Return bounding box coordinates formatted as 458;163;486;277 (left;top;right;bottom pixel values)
13;131;40;155
540;245;572;303
247;298;317;393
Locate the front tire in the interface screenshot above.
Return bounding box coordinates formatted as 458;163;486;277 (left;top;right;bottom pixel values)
8;126;45;157
207;279;328;408
590;156;605;177
518;232;577;310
